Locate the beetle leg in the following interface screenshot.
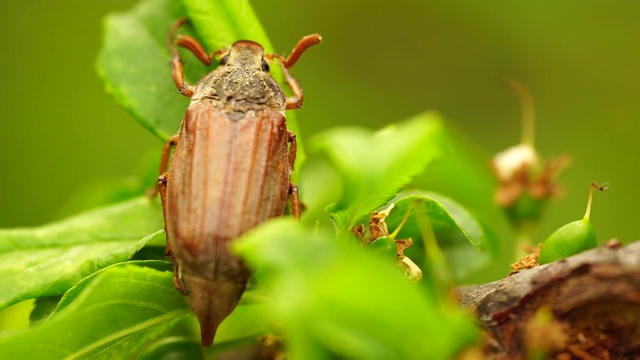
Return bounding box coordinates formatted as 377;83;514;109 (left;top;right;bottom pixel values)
158;174;186;294
149;134;180;198
159;135;180;176
287;131;298;171
148;135;178;198
168;19;228;97
286;132;303;219
169;251;187;294
155;134;186;294
282;34;322;69
169;57;194;98
288;183;302;220
157;173;171;246
175;35;227;67
281;63;304;110
168;20;195;97
158;172;186;294
157;173;169;206
265;34;320;109
157;173;172;259
267;34;321;69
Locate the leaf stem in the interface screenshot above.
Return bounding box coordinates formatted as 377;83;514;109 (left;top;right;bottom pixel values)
415;212;453;295
584;182;607;221
389;203;415;240
506;80;535;147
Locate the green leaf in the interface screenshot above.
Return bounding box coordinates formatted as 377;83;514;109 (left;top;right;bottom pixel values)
53;149;161;219
385;193;497;280
29;296;62;326
182;0;272;52
410;125;513;266
0;197;164;310
310;112;446;233
97;0;188;140
234;218;477;360
411;125;499;222
138;336;204;360
0;263;189;359
53;260;173;314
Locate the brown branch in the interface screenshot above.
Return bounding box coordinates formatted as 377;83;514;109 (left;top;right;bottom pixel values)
459;239;640;359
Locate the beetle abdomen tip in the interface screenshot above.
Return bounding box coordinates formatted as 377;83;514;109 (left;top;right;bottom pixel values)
183;276;249;347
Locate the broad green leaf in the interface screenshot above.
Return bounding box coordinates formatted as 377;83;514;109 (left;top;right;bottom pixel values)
234;218;477;360
0;263;189;359
21;260;271;358
384;193;497;280
53;149;160;220
52;261;173;314
0;197;163;310
98;0;188;140
29;296;62;326
310;112;446;233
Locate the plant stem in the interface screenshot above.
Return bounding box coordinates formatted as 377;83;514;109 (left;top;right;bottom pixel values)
583;181;607;221
506;80;536;147
389;203;414;240
415;212;453;296
513;232;533;262
583;183;596;221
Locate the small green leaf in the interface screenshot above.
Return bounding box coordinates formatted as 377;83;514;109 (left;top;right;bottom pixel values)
234;218;477;360
97;0;188;140
182;0;271;52
310;112;446;234
0;263;189;359
384;193;497;280
410;125;511;237
0;197;163;310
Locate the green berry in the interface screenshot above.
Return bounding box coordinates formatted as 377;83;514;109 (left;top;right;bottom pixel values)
538;219;595;264
504;194;546;227
538;182;606;264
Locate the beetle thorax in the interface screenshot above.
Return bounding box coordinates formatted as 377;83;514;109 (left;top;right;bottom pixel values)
192;64;286;117
227;41;264;70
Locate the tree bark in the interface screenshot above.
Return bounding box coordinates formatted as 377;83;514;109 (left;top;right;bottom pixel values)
458;239;640;359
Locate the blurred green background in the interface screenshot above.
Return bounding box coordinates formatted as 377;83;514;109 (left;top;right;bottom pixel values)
1;0;638;249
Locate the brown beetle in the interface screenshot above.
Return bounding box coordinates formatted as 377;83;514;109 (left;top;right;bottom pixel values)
157;19;320;347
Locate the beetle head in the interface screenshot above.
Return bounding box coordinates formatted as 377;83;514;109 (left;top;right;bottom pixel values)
220;40;270;72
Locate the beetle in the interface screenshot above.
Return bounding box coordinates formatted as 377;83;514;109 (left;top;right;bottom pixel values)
156;18;321;347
